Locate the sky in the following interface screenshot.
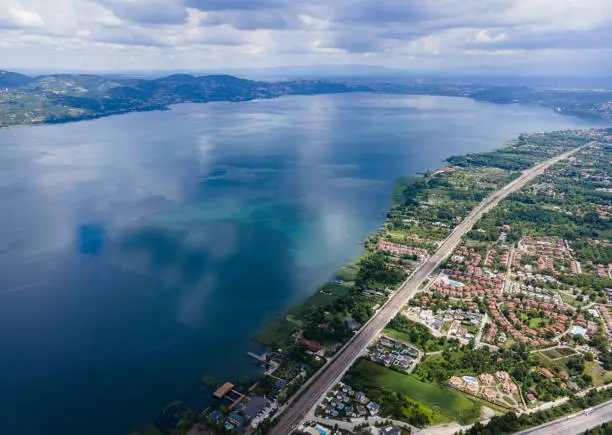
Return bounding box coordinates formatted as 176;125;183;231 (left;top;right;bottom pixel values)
1;0;612;74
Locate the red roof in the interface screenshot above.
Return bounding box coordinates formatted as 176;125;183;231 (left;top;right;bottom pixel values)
297;338;322;351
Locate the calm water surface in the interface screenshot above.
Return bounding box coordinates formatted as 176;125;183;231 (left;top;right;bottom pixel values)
0;94;600;435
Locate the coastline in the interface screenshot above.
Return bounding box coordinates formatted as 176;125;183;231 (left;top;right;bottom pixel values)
1;89;608;130
219;131;608;435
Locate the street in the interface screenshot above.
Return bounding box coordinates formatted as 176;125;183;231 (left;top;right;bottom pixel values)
516;400;612;435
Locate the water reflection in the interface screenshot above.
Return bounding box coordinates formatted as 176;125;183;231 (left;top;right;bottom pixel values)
77;225;106;256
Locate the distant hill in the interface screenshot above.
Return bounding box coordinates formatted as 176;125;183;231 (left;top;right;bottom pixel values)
0;70;33;88
0;70;368;127
1;69;611;128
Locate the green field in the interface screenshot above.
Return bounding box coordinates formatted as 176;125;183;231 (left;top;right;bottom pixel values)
383;328;416;346
336;266;359;282
528;317;548;329
320;282;352;297
585;361;612;386
348;359;482;424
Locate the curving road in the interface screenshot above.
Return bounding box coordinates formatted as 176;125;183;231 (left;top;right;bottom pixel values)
270;148;582;435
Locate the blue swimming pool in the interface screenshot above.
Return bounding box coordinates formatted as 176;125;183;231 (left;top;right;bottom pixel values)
463;376;477;383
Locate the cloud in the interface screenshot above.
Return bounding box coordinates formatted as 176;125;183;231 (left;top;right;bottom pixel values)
185;0;290;11
94;0;189;25
0;0;44;29
200;10;297;30
2;0;612;74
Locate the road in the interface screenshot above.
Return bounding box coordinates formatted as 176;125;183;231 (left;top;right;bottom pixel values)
270;148;581;435
516;400;612;435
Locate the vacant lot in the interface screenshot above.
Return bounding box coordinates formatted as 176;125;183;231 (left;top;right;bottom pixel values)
347;359;482;424
539;347;577;360
586;361;612;386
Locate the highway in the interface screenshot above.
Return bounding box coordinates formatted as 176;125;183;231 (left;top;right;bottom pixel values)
270;148;581;435
516;400;612;435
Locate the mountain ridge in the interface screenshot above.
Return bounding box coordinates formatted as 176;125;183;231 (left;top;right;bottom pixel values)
1;69;611;127
0;70;366;127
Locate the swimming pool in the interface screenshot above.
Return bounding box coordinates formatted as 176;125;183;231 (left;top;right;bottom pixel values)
315;426;330;435
463;376;477;383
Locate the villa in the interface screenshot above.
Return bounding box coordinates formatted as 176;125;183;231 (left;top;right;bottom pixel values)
483;389;496;401
502;382;518;395
449;376;463;388
495;371;510;382
479;373;494;385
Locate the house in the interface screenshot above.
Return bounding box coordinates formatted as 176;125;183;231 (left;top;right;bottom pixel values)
483;389;496;401
297;338;323;351
407;347;419;358
226;412;243;431
243;396;269;420
479;373;494;385
449;376;463;388
495;371;510;382
367;401;381;415
356;405;367;417
539;368;554;379
398;359;410;369
559;370;569;380
345;317;361;330
526;393;538;404
502;382;518;395
380;426;402;435
466;381;479;394
355;392;369;405
208;410;222;422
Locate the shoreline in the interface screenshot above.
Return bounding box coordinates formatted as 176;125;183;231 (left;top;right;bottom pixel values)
194;129;602;435
2;90;608;131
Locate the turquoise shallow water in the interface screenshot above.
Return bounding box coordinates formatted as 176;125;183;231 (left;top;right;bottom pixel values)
0;93;600;435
